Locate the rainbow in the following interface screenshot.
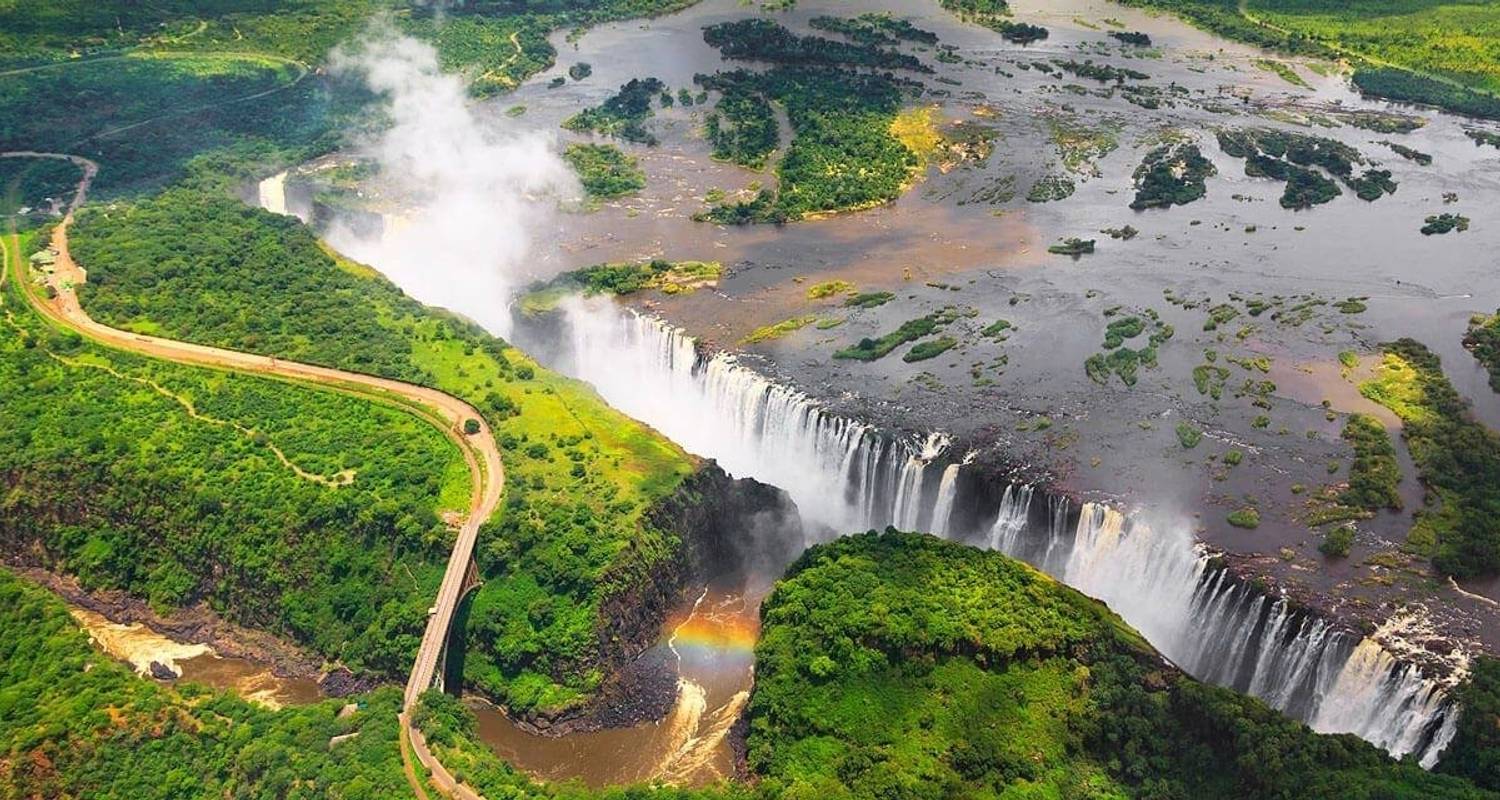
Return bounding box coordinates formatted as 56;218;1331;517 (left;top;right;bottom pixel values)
669;612;759;655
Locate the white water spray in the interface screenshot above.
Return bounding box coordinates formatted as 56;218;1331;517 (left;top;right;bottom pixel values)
326;23;578;337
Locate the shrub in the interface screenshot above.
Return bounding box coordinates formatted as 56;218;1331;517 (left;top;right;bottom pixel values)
1227;508;1260;529
1319;525;1354;557
1176;423;1202;448
904;336;958;363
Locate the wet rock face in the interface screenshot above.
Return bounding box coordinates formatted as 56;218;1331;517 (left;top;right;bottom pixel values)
659;461;806;591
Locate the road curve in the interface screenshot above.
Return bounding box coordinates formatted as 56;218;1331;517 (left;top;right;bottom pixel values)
3;151;503;795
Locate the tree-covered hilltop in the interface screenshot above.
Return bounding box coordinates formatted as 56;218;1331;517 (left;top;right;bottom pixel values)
1;231;466;676
67;191;696;715
745;530;1497;799
409;530;1500;799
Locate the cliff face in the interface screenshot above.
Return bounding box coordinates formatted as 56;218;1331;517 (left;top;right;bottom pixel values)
519;461;803;735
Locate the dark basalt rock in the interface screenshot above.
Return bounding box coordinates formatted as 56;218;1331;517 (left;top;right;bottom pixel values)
148;660;180;681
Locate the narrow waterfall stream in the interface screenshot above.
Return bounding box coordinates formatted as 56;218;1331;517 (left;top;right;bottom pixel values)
512;297;1462;768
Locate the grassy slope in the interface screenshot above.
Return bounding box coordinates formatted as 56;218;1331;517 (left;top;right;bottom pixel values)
2;228;469;675
67;191;695;713
0;566;418;800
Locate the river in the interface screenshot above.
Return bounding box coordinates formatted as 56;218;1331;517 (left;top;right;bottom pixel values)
470;586;759;788
252;0;1500;779
69;605;322;710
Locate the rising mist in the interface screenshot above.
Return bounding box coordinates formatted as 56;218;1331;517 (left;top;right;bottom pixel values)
328;21;579;337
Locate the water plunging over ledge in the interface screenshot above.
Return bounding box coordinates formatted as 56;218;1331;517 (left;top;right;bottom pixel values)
513;297;1461;767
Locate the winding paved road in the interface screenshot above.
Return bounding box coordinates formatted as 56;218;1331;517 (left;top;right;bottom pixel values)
3;151;502;797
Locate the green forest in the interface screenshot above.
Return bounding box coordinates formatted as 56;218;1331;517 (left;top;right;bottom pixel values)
65;190;695;714
745;530;1496;800
10;0;1500;798
3;232;464;675
0;0;700;197
0;567;422;799
696;67;921;223
1359;339;1500;576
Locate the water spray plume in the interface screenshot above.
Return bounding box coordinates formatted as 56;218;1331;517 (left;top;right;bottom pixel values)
327;20;578;337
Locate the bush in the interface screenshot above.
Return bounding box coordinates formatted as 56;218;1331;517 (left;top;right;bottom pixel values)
464;418;481;435
1227;508;1260;529
1176;423;1202;448
1319;525;1354;557
562;143;646;199
904;336;958;363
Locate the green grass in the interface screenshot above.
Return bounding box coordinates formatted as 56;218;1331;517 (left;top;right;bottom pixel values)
903;335;957;362
806;279;855;300
741;315;817;345
834;315;939;361
844;290;895;309
1254;58;1311;87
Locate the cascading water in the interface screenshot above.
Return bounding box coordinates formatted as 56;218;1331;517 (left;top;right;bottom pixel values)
991;501;1459;767
551;297;955;542
522;298;1461;768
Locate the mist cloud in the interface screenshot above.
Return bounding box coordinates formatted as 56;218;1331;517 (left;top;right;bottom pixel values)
328;22;578;336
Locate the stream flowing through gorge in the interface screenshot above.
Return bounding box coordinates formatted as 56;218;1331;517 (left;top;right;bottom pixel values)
511;297;1463;768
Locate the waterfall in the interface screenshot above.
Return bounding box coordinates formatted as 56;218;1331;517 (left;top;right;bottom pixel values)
529;299;1461;767
258;171;289;216
1013;502;1458;768
554;297;954;541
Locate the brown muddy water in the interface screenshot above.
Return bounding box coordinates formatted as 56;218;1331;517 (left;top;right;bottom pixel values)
69;606;322;709
470;587;759;788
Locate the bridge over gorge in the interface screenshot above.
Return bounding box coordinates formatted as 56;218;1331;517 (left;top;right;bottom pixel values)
4;151;505;800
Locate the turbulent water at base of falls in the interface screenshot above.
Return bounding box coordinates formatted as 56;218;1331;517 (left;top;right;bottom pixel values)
528;299;1463;767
